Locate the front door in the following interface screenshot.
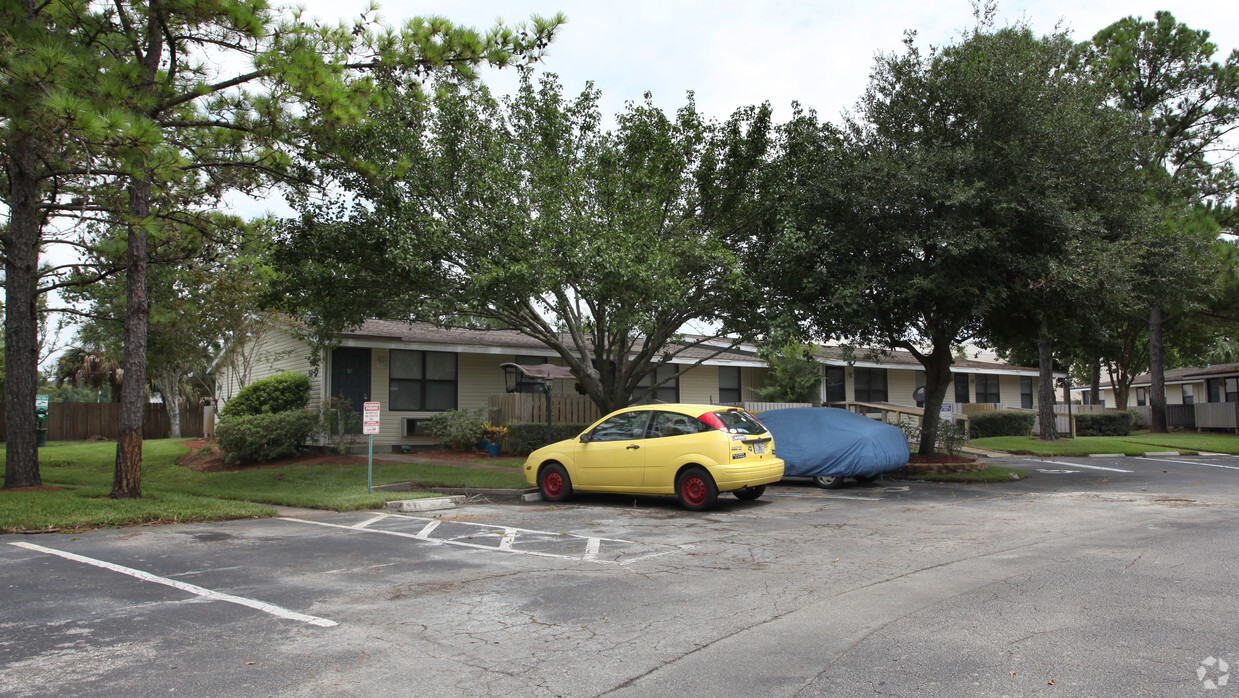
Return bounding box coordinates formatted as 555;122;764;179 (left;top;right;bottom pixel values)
330;347;371;432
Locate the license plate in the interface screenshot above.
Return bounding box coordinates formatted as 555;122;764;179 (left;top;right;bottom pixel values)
752;442;766;455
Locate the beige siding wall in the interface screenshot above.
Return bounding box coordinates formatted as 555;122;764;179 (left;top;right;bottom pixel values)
679;364;718;403
887;369;918;404
998;375;1022;405
216;327;320;411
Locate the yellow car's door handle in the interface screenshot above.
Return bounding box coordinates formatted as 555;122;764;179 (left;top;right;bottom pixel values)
626;444;640;450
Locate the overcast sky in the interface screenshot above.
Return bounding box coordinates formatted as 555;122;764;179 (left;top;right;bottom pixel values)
233;0;1239;218
294;0;1239;125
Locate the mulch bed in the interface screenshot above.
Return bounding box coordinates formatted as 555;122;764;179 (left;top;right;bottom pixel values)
177;439;369;473
904;452;986;474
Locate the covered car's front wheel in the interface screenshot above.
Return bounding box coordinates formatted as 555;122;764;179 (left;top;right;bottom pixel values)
813;475;845;489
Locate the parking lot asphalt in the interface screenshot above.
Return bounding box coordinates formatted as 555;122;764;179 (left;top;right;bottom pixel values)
4;453;1239;697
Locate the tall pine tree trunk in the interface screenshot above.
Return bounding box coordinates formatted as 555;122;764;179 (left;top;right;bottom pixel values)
112;179;152;499
3;131;42;489
1037;325;1058;441
1149;306;1167;433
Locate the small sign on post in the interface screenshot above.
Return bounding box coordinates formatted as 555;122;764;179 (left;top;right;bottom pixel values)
362;402;381;435
363;402;380;493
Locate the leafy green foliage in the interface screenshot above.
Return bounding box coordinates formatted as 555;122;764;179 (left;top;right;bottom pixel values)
219;372;310;418
757;23;1149;453
1076;412;1137;436
269;73;770;414
753;338;821;403
425;407;491;451
968;412;1036;439
215;410;318;465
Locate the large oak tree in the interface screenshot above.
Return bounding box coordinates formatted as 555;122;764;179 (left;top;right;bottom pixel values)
269;73;771;414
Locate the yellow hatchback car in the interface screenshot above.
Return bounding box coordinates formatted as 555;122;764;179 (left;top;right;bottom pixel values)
523;404;785;510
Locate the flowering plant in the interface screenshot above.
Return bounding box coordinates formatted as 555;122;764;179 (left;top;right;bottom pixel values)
482;424;508;441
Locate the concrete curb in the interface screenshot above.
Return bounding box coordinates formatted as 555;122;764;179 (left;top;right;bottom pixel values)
385;496;465;512
1140;451;1182;457
1087;453;1125;458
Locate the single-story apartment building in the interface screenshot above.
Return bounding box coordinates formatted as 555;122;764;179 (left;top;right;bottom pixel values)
1069;363;1239;408
214;319;1051;450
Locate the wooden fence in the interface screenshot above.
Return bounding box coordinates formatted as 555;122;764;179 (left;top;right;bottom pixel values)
489;393;602;427
0;402;205;441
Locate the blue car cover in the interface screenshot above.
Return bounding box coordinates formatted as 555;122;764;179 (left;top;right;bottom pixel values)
758;407;910;478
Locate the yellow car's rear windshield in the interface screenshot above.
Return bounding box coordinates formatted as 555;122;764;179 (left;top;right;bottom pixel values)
710;409;768;435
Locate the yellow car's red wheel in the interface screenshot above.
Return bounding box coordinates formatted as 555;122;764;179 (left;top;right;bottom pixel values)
676;467;718;511
538;463;573;502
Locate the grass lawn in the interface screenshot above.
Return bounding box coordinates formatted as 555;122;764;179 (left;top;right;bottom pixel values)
972;431;1239;456
1;439;529;533
896;465;1029;483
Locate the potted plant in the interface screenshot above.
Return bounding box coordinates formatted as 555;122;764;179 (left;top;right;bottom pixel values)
481;424;508;456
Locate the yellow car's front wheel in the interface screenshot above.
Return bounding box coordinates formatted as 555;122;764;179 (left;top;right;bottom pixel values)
539;463;573;502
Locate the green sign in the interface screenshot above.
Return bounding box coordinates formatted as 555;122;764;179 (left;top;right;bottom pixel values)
36;394;49;410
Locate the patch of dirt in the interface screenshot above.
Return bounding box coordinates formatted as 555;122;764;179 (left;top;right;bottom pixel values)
176;439;369;473
1;485;65;493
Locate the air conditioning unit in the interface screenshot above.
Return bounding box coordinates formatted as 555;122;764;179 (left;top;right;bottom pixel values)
401;418;429;438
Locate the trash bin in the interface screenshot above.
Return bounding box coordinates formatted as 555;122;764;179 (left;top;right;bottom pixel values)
36;428;47;447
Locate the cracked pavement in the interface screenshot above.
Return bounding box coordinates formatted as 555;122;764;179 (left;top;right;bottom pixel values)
2;454;1238;696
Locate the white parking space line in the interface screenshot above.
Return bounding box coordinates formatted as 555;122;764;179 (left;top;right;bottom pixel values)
1025;458;1133;473
497;528;517;550
584;538;602;560
9;542;337;628
1136;456;1239;471
281;516;645;564
416;520;441;539
353;514;388;529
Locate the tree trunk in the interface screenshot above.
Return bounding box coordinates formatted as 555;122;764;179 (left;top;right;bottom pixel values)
1036;326;1058;441
155;368;184;439
1149;306;1167;433
1089;358;1101;406
3;131;43;489
915;340;954;456
112;179;153;499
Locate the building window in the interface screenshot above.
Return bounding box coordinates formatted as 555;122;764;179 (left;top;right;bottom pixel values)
825;366;846;403
389;350;457;411
635;364;679;403
853;368;887;403
1182;385;1194;405
1020;377;1034;409
914;370;926;407
976;374;1000;403
954;374;970;404
718;366;742;404
1207;378;1239;403
1136;387;1147;407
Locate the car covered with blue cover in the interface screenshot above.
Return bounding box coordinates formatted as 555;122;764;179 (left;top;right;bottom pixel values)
758;407;910;488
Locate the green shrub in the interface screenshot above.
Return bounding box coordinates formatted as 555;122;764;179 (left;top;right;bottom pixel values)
969;411;1036;439
216;410;318;464
426;407;491;451
220;371;311;418
1076;411;1136;436
508;422;591;456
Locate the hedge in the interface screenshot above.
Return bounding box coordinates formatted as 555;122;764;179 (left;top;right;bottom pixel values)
220;371;311;418
1076;411;1136;437
216;410;319;464
508;422;592;457
969;411;1036;439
